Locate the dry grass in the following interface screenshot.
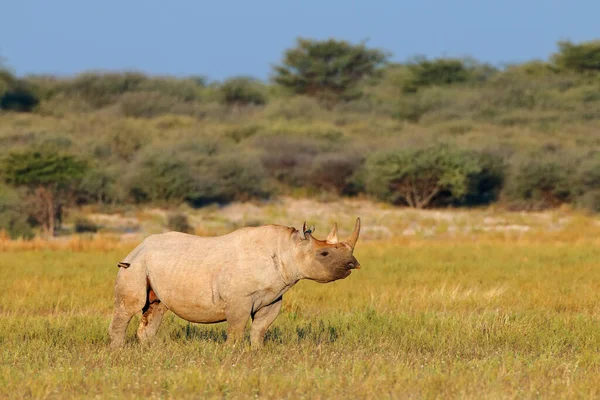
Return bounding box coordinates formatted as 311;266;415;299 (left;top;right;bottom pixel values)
1;208;600;398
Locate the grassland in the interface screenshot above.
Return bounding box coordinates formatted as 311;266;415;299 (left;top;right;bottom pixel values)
1;204;600;399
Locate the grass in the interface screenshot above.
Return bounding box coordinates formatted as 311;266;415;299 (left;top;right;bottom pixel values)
1;229;600;399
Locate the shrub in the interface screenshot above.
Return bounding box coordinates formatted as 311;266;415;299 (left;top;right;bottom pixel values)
503;152;577;209
74;218;98;233
188;153;271;206
219;77;267;106
0;84;39;112
166;212;192;233
118;91;182;118
0;184;34;239
257;136;319;187
574;155;600;212
123;142;270;206
308;152;364;195
363;144;483;208
552;40;600;73
460;151;506;206
78;167;117;205
123;150;197;203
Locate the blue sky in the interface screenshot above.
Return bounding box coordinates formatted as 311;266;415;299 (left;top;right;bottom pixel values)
1;0;598;81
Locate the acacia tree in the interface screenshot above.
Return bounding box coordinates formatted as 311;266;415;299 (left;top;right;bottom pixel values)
552;40;600;73
272;38;387;103
1;150;87;236
364;145;482;209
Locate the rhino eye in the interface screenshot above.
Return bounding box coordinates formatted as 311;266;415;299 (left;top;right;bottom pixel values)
320;251;329;257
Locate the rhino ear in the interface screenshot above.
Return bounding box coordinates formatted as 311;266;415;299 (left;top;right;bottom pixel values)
326;223;338;243
301;222;315;240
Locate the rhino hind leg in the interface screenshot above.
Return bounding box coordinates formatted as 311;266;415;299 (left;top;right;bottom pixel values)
108;269;147;349
137;298;168;343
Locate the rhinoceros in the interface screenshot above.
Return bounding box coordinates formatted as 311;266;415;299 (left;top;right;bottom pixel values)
108;218;361;348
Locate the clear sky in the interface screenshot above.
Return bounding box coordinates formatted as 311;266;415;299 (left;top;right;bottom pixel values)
1;0;598;81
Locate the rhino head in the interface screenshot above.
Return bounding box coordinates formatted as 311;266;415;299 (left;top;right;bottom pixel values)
293;218;361;283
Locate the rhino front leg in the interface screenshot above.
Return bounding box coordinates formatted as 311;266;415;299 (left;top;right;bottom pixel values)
250;297;282;348
225;303;252;345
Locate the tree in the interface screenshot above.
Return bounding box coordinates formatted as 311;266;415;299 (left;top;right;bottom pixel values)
1;151;87;236
552;40;600;73
273;38;388;103
219;77;267;106
364;145;482;209
0;83;39;112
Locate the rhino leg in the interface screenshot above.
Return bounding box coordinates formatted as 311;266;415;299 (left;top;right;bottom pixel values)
225;303;252;344
108;270;147;349
137;300;168;343
250;297;282;348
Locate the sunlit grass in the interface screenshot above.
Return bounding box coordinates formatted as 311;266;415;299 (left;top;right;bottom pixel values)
1;233;600;398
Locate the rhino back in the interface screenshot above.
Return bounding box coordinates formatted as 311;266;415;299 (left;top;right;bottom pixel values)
140;227;290;323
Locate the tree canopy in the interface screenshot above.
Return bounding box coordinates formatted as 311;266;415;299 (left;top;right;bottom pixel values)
272;38;388;103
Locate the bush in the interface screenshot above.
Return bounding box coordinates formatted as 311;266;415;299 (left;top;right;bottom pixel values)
74;218;98;233
552;40;600;73
78;167;117;204
308;152;364;195
574;156;600;212
257;136;319;187
363;144;484;208
460;151;506;206
219;77;267;106
188;153;271;206
123;149;197;203
118;91;182;118
123;142;270;206
0;84;39;112
503;152;577;209
0;184;34;239
167;212;192;233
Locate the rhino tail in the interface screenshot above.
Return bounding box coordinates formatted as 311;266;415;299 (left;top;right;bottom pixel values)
117;262;131;269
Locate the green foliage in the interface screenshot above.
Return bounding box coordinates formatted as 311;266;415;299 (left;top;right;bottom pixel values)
363;145;485;208
1;150;88;236
188;153;271;206
1;39;600;215
403;58;471;92
124;148;198;203
553;40;600;73
2;150;87;187
503;152;577;209
273;38;387;103
123;142;270;206
166;212;192;233
0;184;34;239
219;77;267;106
0;68;16;96
0;82;39;112
78;167;117;204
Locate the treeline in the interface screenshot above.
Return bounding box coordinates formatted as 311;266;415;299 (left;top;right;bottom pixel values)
1;38;600;238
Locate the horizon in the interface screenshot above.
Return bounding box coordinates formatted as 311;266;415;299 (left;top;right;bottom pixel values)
1;0;599;81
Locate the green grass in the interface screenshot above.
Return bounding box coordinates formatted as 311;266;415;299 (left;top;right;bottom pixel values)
2;240;600;399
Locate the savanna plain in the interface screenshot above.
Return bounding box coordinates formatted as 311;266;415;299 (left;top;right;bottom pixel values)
1;202;600;399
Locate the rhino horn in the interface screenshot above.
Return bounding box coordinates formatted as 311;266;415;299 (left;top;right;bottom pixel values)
346;218;361;249
326;223;338;243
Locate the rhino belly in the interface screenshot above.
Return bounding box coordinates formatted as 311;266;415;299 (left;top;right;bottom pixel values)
147;264;227;324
